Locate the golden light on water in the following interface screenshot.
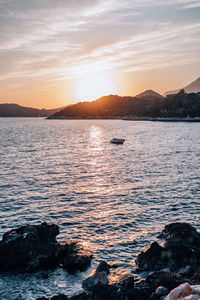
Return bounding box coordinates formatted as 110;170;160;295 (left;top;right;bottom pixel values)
89;125;103;151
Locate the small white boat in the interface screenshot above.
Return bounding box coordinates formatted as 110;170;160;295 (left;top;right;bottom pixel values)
111;138;125;144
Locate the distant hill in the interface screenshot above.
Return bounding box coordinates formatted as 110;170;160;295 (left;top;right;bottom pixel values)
164;77;200;96
48;92;166;119
49;90;200;119
135;89;164;100
0;103;66;117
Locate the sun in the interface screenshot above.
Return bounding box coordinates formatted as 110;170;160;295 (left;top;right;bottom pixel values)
75;71;118;102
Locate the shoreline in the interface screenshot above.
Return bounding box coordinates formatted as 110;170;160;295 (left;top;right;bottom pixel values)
47;116;200;122
122;117;200;122
2;222;200;299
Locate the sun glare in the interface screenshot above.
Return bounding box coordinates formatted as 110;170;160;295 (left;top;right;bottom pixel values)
75;72;118;102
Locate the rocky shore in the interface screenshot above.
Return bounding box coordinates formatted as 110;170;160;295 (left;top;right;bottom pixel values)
1;222;200;299
0;222;92;272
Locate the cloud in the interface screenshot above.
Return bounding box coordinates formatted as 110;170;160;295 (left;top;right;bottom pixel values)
0;0;200;103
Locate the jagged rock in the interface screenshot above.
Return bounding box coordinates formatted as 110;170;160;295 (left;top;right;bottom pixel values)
144;271;186;291
135;241;164;271
0;223;92;272
58;242;92;272
155;286;169;296
149;286;169;300
159;223;200;248
113;273;135;290
136;223;200;273
95;261;110;275
82;271;109;292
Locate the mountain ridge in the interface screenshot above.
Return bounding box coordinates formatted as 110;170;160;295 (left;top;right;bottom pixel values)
164;77;200;96
48;89;200;119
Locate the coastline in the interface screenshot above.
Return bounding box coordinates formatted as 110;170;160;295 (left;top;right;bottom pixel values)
2;222;200;300
122;117;200;122
47;116;200;122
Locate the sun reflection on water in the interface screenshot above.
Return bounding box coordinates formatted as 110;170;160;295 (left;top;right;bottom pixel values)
89;125;103;151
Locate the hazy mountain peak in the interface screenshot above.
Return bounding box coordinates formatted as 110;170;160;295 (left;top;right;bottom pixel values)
164;77;200;96
135;89;164;99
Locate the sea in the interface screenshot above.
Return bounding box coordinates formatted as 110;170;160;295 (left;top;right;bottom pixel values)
0;118;199;299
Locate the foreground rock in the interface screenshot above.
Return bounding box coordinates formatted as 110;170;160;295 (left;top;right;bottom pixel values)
33;223;200;299
165;282;200;300
0;222;92;272
136;222;200;274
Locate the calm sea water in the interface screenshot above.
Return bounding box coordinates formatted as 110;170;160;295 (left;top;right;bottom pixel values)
0;118;200;299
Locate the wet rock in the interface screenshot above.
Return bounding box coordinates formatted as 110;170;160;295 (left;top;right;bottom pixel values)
180;265;193;277
136;241;164;271
155;286;169;296
145;271;186;291
159;223;200;248
136;222;200;273
58;242;92;272
0;223;92;272
96;261;110;275
82;271;109;292
149;286;169;300
114;273;135;290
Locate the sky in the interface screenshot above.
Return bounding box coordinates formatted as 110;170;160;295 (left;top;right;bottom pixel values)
0;0;200;108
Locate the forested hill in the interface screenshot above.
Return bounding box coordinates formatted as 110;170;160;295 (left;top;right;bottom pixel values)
48;90;200;119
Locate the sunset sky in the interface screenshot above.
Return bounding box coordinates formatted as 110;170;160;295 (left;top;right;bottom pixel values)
0;0;200;108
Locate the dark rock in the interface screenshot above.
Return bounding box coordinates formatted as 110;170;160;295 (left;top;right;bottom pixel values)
0;223;92;273
90;284;119;300
96;261;110;275
136;241;164;271
149;286;169;300
145;271;186;291
136;222;200;273
82;271;109;292
155;286;169;296
114;273;135;290
69;291;92;300
190;270;200;285
119;286;152;300
58;241;92;272
0;223;59;271
159;222;200;248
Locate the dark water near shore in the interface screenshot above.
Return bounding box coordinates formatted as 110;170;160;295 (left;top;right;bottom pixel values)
0;118;200;299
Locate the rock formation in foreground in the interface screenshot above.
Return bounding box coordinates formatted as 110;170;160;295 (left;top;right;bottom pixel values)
136;222;200;274
0;222;92;272
36;222;200;300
